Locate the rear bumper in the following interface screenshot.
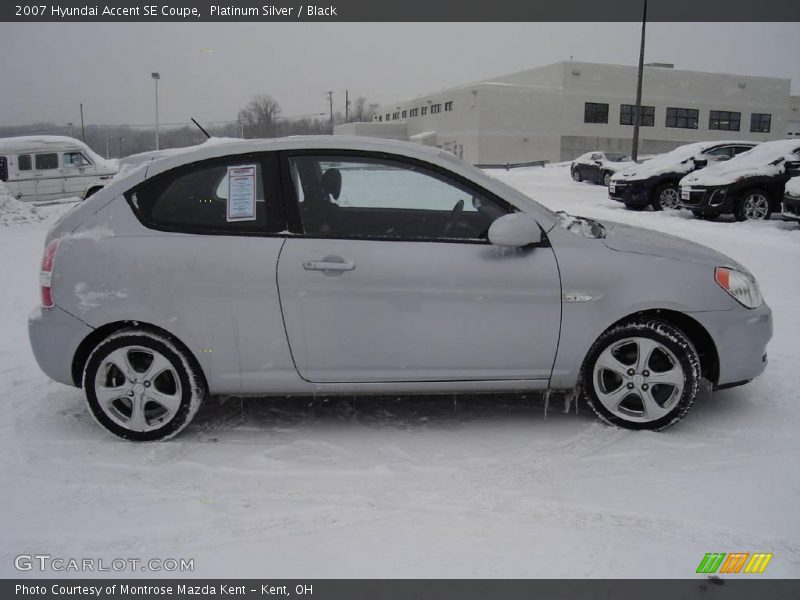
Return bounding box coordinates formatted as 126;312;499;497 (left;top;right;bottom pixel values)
689;302;772;388
28;305;93;387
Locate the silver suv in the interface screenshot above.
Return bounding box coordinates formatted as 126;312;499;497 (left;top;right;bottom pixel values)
28;137;772;440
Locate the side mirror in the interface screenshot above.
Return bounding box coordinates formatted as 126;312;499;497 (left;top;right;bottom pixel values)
784;160;800;176
693;157;708;169
488;213;542;248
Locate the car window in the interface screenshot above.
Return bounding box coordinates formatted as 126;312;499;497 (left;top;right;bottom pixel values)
590;154;602;161
35;153;59;170
63;152;84;167
733;146;754;155
128;156;283;234
17;154;32;171
0;157;7;182
289;155;512;241
704;146;734;160
604;152;629;162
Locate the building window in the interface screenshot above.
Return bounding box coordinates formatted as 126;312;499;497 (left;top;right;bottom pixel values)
665;107;699;129
750;113;771;133
392;112;400;120
584;102;609;124
709;110;741;131
378;116;382;122
620;104;654;126
444;101;453;112
431;104;442;114
401;110;407;118
17;154;32;171
409;108;418;117
421;106;428;115
385;113;390;121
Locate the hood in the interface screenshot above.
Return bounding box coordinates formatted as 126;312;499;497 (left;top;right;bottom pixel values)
602;221;745;270
682;140;800;187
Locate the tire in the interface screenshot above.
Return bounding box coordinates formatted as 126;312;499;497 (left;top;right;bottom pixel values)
735;189;772;222
651;183;680;211
580;319;700;431
83;329;206;441
84;186;103;199
571;167;582;183
602;171;612;187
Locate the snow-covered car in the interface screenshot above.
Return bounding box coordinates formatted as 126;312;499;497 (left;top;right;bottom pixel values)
782;176;800;223
609;141;757;211
570;151;634;187
0;136;118;202
28;137;772;440
679;140;800;221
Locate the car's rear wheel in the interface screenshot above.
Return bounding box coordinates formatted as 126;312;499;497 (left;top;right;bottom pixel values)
602;171;612;187
652;183;680;211
571;168;582;182
580;319;700;430
736;190;772;221
83;329;205;441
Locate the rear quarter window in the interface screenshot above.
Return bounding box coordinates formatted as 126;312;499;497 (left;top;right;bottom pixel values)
126;155;284;234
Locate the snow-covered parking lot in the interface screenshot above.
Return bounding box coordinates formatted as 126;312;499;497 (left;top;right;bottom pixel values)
1;164;799;578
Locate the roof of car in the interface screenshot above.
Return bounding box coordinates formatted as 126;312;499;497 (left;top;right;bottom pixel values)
0;135;93;152
138;135;451;180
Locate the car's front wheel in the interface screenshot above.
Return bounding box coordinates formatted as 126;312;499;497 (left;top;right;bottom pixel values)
571;167;582;182
83;329;206;441
736;190;772;221
580;319;700;430
652;183;681;211
602;171;612;187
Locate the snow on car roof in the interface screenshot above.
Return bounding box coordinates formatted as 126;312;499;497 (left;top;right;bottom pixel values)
682;139;800;187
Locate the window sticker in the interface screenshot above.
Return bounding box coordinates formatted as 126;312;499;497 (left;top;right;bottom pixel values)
226;165;257;222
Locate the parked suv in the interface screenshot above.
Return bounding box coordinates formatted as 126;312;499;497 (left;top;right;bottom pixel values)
680;140;800;221
609;141;757;211
783;176;800;223
29;137;772;440
571;151;634;187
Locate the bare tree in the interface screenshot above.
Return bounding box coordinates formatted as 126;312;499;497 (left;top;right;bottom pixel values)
346;97;378;123
237;94;282;138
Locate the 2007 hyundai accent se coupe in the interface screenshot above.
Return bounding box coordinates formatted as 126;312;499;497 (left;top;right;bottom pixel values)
28;137;772;440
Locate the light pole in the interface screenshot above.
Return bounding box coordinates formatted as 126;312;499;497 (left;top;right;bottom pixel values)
119;136;125;157
631;0;648;162
151;72;160;150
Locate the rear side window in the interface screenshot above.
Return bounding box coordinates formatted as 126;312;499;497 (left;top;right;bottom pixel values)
127;155;284;234
35;153;59;170
18;155;32;171
0;157;7;182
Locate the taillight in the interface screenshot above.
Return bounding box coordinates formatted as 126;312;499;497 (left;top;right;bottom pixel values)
40;240;59;308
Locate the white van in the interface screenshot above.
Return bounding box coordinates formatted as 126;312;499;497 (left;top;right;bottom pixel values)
0;136;118;202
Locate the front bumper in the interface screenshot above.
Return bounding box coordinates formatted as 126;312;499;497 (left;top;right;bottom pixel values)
782;194;800;221
28;305;93;387
678;185;731;213
689;302;772;388
608;180;651;207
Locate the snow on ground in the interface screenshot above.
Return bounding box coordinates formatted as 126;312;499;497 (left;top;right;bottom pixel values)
1;166;799;578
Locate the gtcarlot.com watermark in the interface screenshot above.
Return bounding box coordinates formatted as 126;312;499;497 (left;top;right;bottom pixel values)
14;554;194;573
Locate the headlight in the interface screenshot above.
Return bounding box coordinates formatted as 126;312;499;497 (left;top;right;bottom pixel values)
715;267;763;308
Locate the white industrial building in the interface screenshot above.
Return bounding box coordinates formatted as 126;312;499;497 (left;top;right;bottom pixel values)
335;61;799;165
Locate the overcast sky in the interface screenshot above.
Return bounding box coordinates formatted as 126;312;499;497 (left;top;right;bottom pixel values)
1;22;798;128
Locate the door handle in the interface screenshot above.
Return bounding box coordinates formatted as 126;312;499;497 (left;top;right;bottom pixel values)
303;260;355;272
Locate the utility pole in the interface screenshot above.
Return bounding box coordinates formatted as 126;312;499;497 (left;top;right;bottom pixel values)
238;117;244;139
79;103;86;142
326;90;334;133
631;0;648;162
68;122;73;137
105;132;109;159
119;136;125;157
345;89;349;122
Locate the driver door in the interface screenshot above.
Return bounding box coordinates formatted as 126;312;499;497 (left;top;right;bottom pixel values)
276;152;562;383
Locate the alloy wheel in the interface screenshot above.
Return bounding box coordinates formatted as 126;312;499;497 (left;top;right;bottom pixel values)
742;193;770;220
659;187;680;210
93;345;183;432
592;336;684;423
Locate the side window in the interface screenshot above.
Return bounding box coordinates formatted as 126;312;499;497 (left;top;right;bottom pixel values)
590;153;602;162
35;153;59;170
127;157;283;234
0;157;7;182
63;152;84;167
704;146;734;161
733;146;753;155
18;155;32;171
288;155;512;241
